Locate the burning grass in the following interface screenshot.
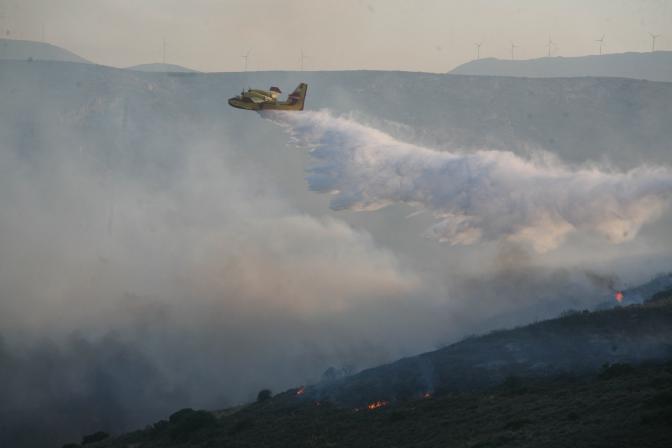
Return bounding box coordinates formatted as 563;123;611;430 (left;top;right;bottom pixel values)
367;400;389;410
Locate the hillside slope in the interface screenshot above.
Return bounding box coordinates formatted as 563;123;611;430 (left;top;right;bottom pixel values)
94;300;672;448
0;39;90;64
2;60;672;169
308;296;672;407
451;51;672;83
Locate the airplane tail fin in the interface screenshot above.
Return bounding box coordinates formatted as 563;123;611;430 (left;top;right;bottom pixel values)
287;83;308;110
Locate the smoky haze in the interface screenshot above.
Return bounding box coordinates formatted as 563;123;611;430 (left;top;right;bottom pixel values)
1;60;672;448
0;64;422;446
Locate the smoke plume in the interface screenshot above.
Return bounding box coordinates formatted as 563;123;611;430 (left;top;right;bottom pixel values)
268;110;672;253
584;270;621;291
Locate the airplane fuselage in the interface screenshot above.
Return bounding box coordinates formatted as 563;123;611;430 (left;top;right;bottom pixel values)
228;83;308;111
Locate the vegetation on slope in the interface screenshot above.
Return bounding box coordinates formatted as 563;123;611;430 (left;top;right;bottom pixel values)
78;361;672;448
70;300;672;448
309;299;672;407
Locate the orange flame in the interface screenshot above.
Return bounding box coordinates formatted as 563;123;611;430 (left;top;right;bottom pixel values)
367;400;389;410
296;386;305;396
615;291;624;303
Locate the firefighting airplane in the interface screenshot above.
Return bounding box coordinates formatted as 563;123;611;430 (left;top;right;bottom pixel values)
228;83;308;111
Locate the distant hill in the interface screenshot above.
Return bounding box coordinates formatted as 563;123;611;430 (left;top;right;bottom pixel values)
451;51;672;82
5;60;672;171
127;63;199;73
0;38;90;64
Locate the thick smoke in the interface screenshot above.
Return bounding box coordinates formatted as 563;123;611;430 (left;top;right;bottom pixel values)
0;66;430;446
269;110;672;253
0;131;427;444
2;63;671;448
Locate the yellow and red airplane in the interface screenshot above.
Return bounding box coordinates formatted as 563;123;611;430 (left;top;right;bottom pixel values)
228;83;308;111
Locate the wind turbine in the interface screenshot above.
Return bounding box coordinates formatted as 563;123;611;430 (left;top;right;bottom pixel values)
596;34;605;55
162;38;166;64
546;37;555;57
241;49;251;72
474;42;483;60
0;6;7;37
510;42;518;60
650;33;661;52
300;49;310;71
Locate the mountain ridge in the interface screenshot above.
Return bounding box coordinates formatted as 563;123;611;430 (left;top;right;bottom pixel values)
451;51;672;82
4;59;671;169
0;38;90;64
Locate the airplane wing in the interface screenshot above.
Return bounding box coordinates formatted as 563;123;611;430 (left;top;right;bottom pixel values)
250;96;266;104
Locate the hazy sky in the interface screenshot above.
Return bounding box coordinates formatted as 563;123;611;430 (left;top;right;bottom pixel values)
2;0;671;72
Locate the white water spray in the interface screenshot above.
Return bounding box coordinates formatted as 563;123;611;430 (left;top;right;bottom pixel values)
267;110;672;253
